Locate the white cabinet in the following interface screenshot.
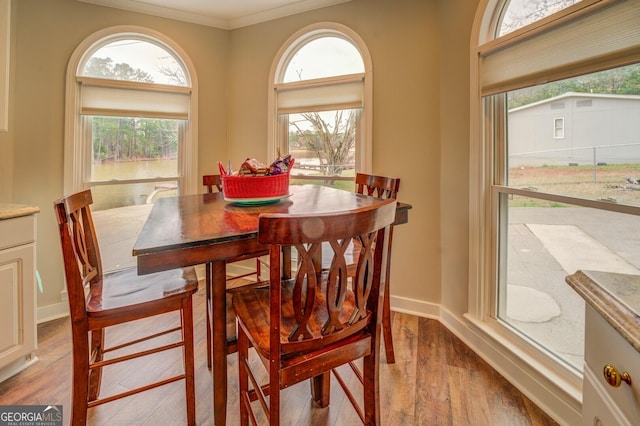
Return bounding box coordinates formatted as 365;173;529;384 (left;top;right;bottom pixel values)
0;207;39;382
583;305;639;426
566;270;640;426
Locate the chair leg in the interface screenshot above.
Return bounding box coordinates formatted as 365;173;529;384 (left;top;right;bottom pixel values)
238;327;249;426
88;328;104;401
269;369;280;426
71;365;90;425
71;327;90;426
182;298;196;426
362;349;381;426
382;282;395;364
310;372;331;407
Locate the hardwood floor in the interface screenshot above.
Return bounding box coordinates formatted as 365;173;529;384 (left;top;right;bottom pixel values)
0;288;558;425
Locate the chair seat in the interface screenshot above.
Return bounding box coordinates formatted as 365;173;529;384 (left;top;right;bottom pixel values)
87;266;198;316
233;278;365;359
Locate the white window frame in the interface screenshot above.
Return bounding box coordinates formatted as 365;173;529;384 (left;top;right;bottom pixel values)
470;0;640;422
64;26;199;195
553;117;565;139
267;22;373;175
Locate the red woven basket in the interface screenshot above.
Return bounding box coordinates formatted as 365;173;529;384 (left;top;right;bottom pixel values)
218;158;295;199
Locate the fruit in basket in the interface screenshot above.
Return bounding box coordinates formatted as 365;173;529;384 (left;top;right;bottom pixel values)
267;154;293;175
238;158;268;175
236;155;293;176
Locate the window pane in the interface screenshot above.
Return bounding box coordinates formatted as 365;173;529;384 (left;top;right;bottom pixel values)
91;116;179;181
506;64;640;207
497;193;640;371
498;0;583;36
275;29;367;189
81;39;187;86
495;60;640;374
287;109;357;183
90;180;178;211
283;37;364;82
90;181;177;271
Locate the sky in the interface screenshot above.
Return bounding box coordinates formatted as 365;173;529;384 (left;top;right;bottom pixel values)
85;39;186;85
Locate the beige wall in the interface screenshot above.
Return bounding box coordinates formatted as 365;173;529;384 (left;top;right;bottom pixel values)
438;0;478;315
0;1;16;201
5;0;228;309
227;0;448;306
3;0;479;322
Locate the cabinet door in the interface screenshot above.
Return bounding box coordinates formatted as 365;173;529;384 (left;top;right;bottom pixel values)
0;243;36;368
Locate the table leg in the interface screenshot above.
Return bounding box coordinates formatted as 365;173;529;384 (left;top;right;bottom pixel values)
209;260;227;426
282;246;292;279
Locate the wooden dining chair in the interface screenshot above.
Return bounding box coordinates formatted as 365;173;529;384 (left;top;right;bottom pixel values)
321;173;400;363
54;190;198;425
353;173;400;364
233;198;396;425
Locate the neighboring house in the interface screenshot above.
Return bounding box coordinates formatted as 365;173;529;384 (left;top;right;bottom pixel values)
508;92;640;167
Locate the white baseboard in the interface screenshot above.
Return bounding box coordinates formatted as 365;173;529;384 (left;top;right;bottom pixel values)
0;353;39;383
389;294;439;319
37;301;69;324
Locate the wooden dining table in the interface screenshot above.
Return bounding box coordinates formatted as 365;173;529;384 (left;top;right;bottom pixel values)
132;184;411;425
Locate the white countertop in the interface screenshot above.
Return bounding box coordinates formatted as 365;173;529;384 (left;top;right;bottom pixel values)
566;270;640;353
0;203;40;220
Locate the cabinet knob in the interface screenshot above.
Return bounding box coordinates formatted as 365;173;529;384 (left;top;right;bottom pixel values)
603;364;632;387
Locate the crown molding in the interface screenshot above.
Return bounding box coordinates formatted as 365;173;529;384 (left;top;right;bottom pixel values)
77;0;352;30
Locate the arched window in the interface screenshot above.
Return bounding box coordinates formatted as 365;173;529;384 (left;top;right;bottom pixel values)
64;26;198;211
471;0;640;420
497;0;583;36
268;23;372;187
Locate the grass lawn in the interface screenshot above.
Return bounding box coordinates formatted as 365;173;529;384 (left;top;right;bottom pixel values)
507;164;640;207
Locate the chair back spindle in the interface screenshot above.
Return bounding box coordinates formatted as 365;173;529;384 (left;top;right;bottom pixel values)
355;173;400;200
259;206;393;339
54;190;103;320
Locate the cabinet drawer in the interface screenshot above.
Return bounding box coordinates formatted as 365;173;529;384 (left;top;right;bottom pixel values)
583;365;632;425
0;215;36;250
585;305;640;424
